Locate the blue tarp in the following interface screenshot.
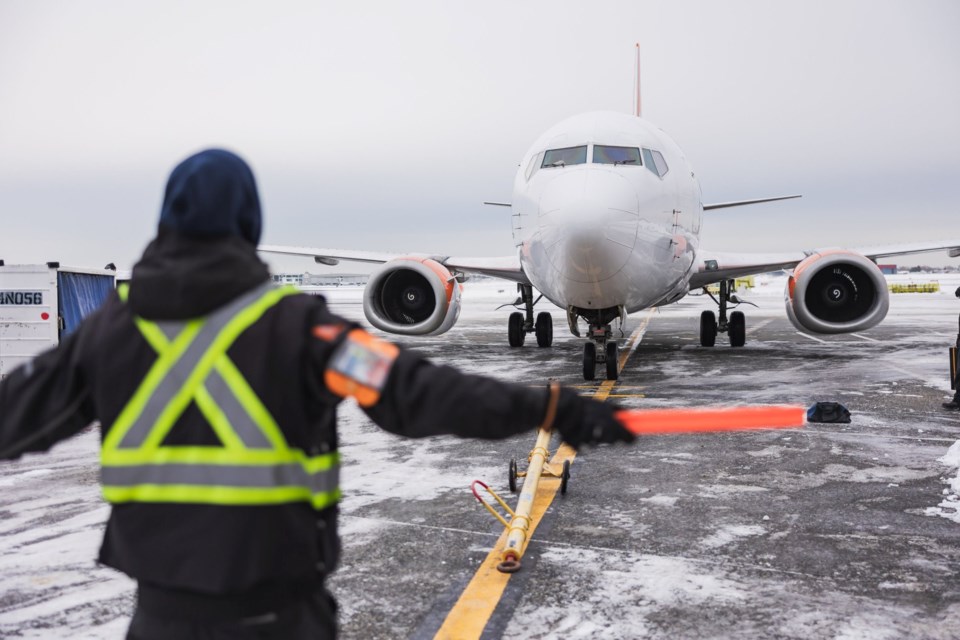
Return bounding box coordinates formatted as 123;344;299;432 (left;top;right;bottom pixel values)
57;271;114;337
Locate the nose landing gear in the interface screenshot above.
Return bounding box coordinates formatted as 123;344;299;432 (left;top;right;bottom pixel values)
582;324;620;381
700;279;747;348
578;308;624;381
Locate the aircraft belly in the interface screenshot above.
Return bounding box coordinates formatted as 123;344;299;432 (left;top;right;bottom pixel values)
522;230;688;312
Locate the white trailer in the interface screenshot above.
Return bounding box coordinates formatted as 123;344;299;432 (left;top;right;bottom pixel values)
0;263;116;380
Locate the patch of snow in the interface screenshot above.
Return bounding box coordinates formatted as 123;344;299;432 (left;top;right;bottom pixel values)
700;524;765;549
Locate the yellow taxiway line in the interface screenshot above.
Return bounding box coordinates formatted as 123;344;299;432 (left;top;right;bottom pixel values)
434;311;653;639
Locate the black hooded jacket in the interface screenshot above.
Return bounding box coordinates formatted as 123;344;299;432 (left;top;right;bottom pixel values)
0;233;549;594
0;151;549;597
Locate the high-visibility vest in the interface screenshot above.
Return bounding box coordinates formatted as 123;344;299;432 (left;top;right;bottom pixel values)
101;282;340;510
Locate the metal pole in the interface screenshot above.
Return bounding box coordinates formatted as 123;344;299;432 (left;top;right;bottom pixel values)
497;425;553;573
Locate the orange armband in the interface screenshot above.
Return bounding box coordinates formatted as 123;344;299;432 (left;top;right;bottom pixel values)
323;329;399;407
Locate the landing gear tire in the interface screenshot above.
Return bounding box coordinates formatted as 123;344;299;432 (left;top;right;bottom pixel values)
535;312;553;348
560;460;571;495
508;458;518;493
700;310;717;347
605;341;619;380
508;312;525;347
729;310;746;347
583;342;596;381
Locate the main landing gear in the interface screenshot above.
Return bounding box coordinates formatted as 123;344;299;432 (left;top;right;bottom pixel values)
577;308;623;381
507;284;552;348
700;279;746;348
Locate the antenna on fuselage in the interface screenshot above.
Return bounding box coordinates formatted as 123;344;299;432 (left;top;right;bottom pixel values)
633;42;642;118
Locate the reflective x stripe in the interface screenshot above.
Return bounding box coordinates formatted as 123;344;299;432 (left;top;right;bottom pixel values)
103;284;340;509
111;282;278;451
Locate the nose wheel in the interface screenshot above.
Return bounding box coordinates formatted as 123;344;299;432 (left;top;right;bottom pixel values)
582;323;619;381
606;341;619;380
583;342;596;380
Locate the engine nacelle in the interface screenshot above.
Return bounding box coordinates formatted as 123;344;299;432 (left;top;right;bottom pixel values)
363;257;462;336
784;250;889;334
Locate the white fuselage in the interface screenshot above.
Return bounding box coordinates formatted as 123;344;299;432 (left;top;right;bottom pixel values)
512;111;702;318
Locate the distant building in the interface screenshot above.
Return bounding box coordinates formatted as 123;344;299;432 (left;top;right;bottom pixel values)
271;272;368;287
877;264;897;275
272;273;304;285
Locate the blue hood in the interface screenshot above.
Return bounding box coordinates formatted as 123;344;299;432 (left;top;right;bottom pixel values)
159;149;262;245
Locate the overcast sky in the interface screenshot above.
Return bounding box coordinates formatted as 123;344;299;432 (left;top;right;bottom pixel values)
1;0;957;272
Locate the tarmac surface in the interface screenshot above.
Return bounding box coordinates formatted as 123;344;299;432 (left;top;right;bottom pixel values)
2;275;960;639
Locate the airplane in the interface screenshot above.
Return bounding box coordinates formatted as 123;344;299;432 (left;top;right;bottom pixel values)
260;109;960;381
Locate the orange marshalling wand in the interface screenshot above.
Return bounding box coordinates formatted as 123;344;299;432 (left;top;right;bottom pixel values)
616;405;807;435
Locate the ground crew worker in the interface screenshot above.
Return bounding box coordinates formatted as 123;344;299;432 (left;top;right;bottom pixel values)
0;149;634;639
944;285;960;410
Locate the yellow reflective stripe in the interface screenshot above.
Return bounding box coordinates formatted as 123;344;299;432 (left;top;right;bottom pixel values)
192;384;246;450
126;286;298;453
302;452;339;473
103;485;342;508
104;446;338;467
135;286;297;450
214;356;289;453
103;285;340;508
102;320;204;453
119;315;243;452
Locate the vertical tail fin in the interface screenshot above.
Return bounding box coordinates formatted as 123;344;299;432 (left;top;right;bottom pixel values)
633;43;642;118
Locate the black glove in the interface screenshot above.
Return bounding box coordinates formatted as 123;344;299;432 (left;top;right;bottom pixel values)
954;285;960;299
551;387;635;450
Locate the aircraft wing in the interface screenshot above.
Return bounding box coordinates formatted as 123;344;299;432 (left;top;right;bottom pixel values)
689;239;960;289
258;244;530;284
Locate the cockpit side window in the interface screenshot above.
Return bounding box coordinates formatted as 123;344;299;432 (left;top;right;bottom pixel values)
593;145;641;166
642;148;669;178
541;146;587;168
652;150;669;177
525;152;542;181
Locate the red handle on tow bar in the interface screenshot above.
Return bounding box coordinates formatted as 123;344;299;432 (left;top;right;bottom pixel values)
615;405;806;436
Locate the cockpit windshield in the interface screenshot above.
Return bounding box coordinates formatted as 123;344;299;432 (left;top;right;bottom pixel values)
541;146;587;168
593;145;641;166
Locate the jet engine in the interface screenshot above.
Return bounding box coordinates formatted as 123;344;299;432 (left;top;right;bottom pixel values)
363;257;462;336
784;250;889;334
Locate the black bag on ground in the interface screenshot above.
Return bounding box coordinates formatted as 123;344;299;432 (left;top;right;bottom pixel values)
807;402;851;424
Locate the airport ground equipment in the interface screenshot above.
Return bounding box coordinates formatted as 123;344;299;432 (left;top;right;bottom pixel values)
888;282;940;294
0;263;115;380
472;404;807;573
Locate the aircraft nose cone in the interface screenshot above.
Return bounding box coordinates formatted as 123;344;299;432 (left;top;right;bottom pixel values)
537;168;639;283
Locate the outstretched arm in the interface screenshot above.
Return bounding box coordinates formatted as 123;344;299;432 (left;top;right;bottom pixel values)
0;328;95;460
366;350;549;440
310;319;632;447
